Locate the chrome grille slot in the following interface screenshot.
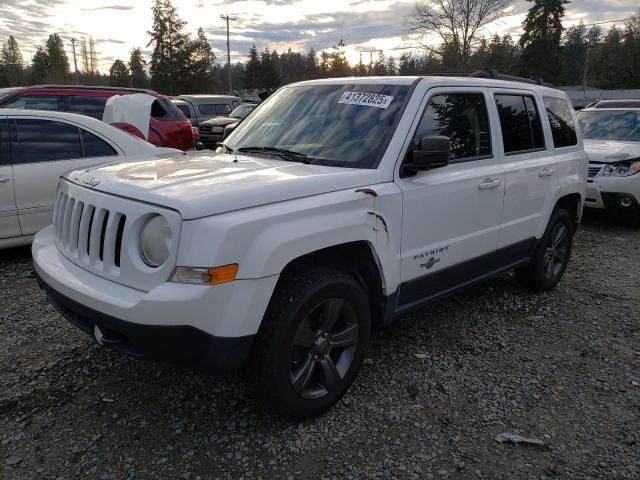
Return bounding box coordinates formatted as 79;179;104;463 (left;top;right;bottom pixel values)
588;165;602;178
52;179;181;292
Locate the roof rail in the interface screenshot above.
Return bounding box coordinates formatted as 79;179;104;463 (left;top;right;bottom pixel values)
28;84;159;95
469;68;552;87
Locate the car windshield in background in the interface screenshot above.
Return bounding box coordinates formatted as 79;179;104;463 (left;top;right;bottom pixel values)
225;83;411;168
230;104;254;119
577;110;640;142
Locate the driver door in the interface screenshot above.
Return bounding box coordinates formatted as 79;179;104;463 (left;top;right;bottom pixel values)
395;88;506;308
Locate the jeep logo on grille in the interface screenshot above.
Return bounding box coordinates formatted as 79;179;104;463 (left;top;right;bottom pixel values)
81;176;101;187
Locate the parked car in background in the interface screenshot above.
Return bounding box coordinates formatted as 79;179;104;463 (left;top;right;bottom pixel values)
198;103;257;149
0;109;181;248
577;101;640;225
0;85;196;151
173;95;242;127
34;74;586;419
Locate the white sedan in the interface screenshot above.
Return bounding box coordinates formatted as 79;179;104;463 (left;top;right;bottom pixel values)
0;109;181;248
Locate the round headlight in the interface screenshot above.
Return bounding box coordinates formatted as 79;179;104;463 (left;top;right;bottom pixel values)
139;215;172;267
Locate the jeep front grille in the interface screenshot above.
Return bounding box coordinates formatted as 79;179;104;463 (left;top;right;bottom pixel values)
54;191;127;274
52;179;181;292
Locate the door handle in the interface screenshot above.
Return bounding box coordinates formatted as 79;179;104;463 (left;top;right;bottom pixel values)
538;167;555;177
0;176;10;184
478;178;502;190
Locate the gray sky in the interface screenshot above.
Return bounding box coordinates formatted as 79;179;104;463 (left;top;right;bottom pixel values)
0;0;637;72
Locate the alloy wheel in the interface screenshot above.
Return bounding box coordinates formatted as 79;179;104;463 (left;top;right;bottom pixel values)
543;223;569;281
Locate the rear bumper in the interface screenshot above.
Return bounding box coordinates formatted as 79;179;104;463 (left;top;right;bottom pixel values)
37;271;254;372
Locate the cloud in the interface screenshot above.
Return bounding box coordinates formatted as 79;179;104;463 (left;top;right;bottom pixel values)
81;5;134;11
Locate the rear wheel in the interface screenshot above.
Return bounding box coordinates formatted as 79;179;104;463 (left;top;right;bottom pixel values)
246;267;371;419
515;209;573;291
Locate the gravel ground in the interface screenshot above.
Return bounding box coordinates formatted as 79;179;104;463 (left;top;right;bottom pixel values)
1;212;639;480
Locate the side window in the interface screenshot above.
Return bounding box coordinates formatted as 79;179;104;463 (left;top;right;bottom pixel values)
4;95;59;111
412;93;491;161
81;130;118;158
176;104;191;118
151;98;184;121
63;96;108;120
0;120;9;165
543;97;577;148
495;94;546;154
198;104;232;115
13;119;82;164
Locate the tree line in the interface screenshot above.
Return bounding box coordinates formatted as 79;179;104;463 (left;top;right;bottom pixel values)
0;0;638;94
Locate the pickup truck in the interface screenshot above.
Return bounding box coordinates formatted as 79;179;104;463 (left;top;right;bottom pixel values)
33;74;587;419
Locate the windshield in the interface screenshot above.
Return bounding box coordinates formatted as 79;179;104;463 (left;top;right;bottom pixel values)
577;110;640;142
225;83;411;168
230;104;254;119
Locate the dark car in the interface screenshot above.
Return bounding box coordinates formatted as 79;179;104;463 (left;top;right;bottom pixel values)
198;103;256;149
0;85;196;151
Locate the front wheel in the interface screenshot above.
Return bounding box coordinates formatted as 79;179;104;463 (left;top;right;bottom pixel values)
245;267;371;419
515;208;574;291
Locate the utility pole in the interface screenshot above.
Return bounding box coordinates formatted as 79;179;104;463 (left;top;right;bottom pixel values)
70;38;80;84
361;49;382;76
220;14;237;94
582;42;594;96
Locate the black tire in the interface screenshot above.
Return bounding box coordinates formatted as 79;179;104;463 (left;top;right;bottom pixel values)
245;267;371;420
515;208;574;292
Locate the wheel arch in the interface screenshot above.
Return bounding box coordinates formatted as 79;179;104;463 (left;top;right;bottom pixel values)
276;241;388;328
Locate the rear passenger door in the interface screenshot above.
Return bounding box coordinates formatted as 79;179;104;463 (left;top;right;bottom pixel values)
0;119;20;239
492;91;558;250
11;117;120;235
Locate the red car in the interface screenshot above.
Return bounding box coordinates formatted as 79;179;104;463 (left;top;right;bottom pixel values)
0;85;195;151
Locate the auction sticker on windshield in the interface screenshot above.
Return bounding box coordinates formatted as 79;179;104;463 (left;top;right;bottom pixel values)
338;92;394;109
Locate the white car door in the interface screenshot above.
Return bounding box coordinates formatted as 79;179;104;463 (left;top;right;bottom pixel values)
492;91;559;249
0;118;20;239
395;88;506;310
11;117;121;236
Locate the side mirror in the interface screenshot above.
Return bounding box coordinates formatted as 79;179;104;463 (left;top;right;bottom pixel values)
410;136;450;170
223;122;238;139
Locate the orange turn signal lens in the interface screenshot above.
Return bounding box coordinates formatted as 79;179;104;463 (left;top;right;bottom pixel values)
207;264;238;285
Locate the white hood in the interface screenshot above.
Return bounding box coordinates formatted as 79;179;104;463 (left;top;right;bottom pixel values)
584;139;640;163
66;153;382;220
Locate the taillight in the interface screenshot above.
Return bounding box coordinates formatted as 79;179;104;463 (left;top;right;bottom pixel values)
181;123;194;140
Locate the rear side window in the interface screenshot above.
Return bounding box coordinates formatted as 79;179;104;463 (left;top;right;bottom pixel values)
13;119;82;164
495;94;546;154
151;98;186;121
4;95;59;111
413;93;491;161
63;96;108;120
198;103;231;115
175;104;191;118
543;97;577;148
81;130;118;157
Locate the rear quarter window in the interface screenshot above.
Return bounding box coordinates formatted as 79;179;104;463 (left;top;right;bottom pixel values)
495;94;546;154
543;97;577;148
151;98;186;121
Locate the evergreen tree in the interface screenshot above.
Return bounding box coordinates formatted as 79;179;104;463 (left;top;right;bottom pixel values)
30;47;49;84
318;51;331;78
45;33;70;83
305;49;318;79
187;28;216;92
518;0;568;83
329;50;351;77
352;54;368;76
560;23;587;85
621;17;640;88
1;36;24;86
129;48;149;88
399;53;417;75
590;26;627;89
147;0;191;94
109;59;129;87
245;45;260;90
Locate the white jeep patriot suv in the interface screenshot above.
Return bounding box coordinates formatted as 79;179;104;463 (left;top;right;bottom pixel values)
33;73;587;419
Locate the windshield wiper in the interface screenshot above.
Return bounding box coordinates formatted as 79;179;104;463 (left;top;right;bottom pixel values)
216;142;235;153
237;146;311;164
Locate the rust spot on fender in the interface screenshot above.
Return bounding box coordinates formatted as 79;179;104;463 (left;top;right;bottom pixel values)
368;211;389;233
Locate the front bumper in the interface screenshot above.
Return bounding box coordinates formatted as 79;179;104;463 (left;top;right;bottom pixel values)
585;176;640;215
199;132;224;149
37;272;253;371
32;226;279;371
